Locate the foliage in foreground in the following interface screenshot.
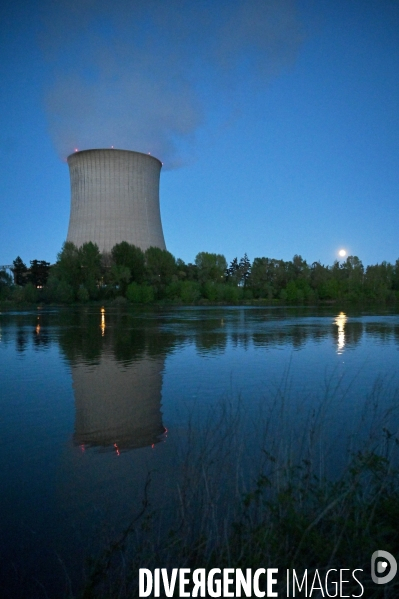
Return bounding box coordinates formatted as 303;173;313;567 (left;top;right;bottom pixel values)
77;432;399;599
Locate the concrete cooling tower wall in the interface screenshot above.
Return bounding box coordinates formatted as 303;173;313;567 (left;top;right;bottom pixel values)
66;149;166;253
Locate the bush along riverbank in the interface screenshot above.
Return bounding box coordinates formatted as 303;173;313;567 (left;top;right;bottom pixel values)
2;241;399;306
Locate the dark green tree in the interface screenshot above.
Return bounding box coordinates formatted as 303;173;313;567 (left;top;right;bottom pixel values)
249;257;275;298
145;247;176;289
52;242;80;291
12;256;28;286
289;255;310;282
309;261;333;299
78;242;102;298
238;253;251;287
108;265;132;295
364;261;394;301
341;256;364;299
111;242;145;283
175;259;199;282
310;261;328;290
29;260;51;288
226;257;240;284
195;252;227;283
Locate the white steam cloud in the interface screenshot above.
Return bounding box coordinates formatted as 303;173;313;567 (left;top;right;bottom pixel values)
41;0;303;168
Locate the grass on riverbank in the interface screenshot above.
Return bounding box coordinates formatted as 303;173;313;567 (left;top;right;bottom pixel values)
76;377;399;599
78;448;399;598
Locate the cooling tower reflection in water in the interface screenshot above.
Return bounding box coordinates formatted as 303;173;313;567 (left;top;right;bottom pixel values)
72;352;166;450
57;307;177;452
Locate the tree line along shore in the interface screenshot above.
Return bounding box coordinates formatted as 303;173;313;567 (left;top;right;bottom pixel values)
1;241;399;305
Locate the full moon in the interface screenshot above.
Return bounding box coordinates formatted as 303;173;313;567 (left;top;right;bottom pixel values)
339;249;347;257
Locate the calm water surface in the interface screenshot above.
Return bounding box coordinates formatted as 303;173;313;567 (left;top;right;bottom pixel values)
1;306;399;597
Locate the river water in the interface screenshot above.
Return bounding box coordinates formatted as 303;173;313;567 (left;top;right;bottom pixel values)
1;306;399;597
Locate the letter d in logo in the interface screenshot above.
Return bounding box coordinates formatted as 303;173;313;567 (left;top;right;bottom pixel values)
371;550;397;584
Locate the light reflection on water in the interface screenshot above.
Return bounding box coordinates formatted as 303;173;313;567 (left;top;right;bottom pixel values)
1;306;399;597
334;311;347;354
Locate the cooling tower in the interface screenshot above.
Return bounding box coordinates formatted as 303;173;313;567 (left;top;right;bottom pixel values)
66;149;166;253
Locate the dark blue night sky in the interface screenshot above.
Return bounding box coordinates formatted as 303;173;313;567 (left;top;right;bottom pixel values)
1;0;398;267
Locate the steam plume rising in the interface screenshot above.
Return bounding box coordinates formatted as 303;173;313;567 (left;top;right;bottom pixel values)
41;0;302;168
